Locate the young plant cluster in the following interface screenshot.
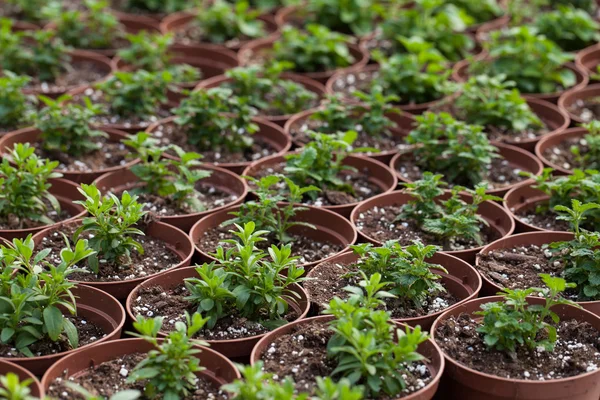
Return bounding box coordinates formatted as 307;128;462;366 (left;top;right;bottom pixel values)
572;121;600;170
120;0;191;14
533;5;600;51
0;373;39;400
304;0;384;36
0;72;35;129
1;0;50;22
194;0;266;44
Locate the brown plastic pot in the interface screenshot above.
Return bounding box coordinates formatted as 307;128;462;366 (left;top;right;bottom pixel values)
146;116;292;174
558;83;600;125
390;141;544;197
250;315;445;400
430;296;600;400
307;251;482;330
0;177;86;241
284;107;415;164
93;164;248;231
474;14;510;42
239;36;369;84
126;266;310;359
535;127;585;175
452;60;588;104
0;126;138;184
0;359;43;397
189;203;358;270
503;183;553;233
576;43;600;80
350;189;516;264
110;10;162;29
242;152;398;217
4;284;125;375
41;338;240;394
32;219;194;300
195;73;327;127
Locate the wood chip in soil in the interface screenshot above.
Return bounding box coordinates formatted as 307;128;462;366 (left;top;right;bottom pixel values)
260;320;433;398
355;205;499;251
47;352;229;400
25;62;108;94
567;97;600;123
40;224;181;282
436;314;600;380
0;315;104;358
542;137;588;171
306;262;458;317
0;198;73;230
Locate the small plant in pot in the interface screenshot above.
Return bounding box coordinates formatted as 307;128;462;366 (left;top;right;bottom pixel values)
0;371;42;399
112;0;194;18
0;0;52;24
0;73;37;135
538;121;600;172
532;5;600;52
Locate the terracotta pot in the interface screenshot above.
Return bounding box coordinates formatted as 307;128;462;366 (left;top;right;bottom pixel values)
110;11;162;29
557;83;600;125
503;183;553;233
3;284;125;375
307;251;482;330
250;315;445;400
0;177;86;241
238;36;370;84
284;107;415;164
0;127;138;184
32;219;194;300
350;189;515;263
126;267;310;359
41;338;240;395
576;43;600;80
0;359;43;397
146;116;292;174
325;64;451;114
474;14;510;42
535;127;585;175
242;152;398;217
390;141;545;197
452;60;588;104
430;296;600;400
195;73;327;127
93;164;248;231
22;50;114;98
189;203;358;270
161;11;279;51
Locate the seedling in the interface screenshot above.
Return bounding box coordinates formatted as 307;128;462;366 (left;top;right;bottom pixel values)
195;0;265;44
184;222;305;329
0;72;35;129
0;143;62;227
571;121;600;170
533;5;600;51
273;24;355;73
74;184;146;274
0;373;38;400
121;0;190;13
65;382;141;400
447;0;504;24
2;0;50;22
304;0;384;36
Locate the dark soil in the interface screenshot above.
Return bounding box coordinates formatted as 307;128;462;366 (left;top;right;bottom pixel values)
133;284;298;340
251;161;384;206
0;198;73;230
542;136;588;171
47;352;229;399
25;61;108;95
306;262;458;317
567;96;600;123
34;137;129;173
149;121;278;164
194;224;345;265
514;204;570;231
436;314;600;380
355;205;499;251
40;224;181;282
260;320;433;398
0;315;104;358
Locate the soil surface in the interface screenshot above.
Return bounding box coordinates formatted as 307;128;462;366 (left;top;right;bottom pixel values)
0;315;104;358
40;224;181;282
0;198;73;230
133;284;299;340
260;320;432;398
25;61;108;95
542;136;588;171
47;352;229;399
305;262;457;317
515;204;570;231
567;97;600;123
355;205;499;251
436;314;600;380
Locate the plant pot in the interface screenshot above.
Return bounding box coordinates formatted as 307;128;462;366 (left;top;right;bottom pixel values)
250;315;445;400
576;43;600;81
3;284;125;375
93;164;248;232
195;73;327;127
0;177;86;241
430;296;600;400
390;141;544;197
349;189;516;263
0;126;138;184
41;337;240;396
161;10;279;52
0;359;43;397
126;266;310;359
452;60;588;104
474;13;510;42
238;36;370;84
110;10;162;29
32;219;194;300
284;107;415;164
242;152;398;217
306;251;482;330
535;127;585;175
189;203;358;270
557;83;600;125
145;116;292;174
503;183;554;233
